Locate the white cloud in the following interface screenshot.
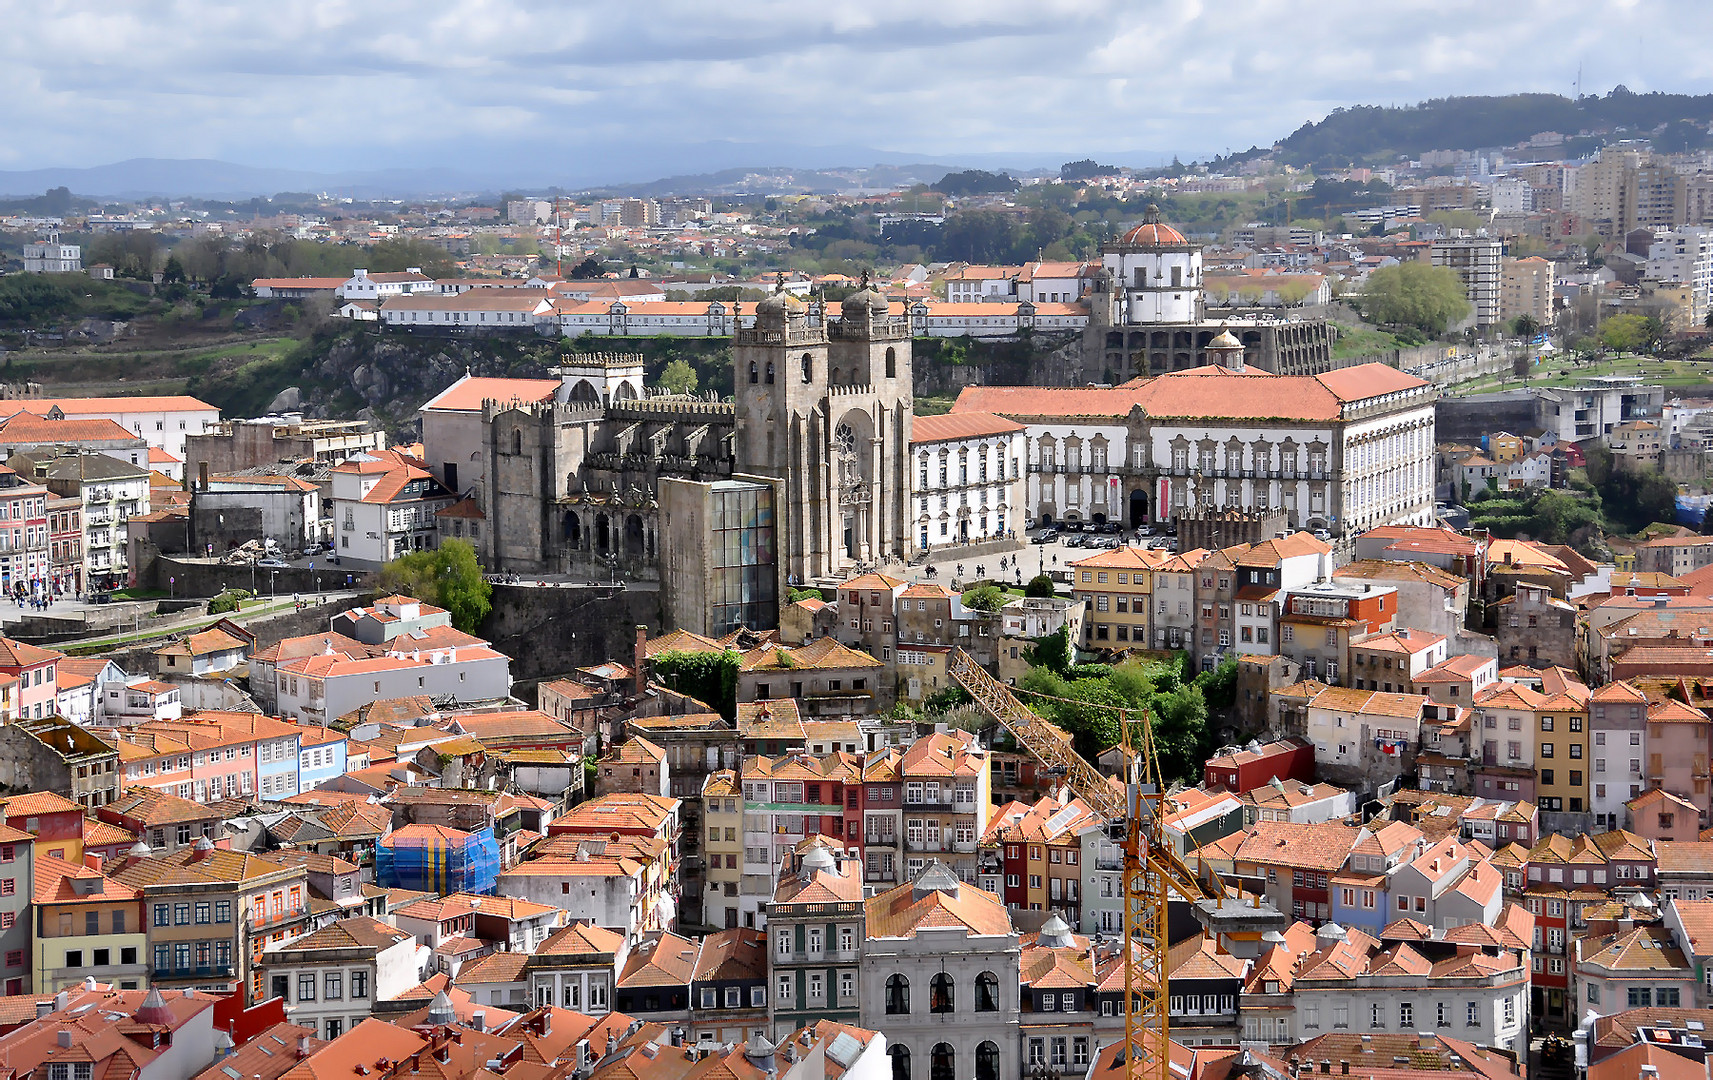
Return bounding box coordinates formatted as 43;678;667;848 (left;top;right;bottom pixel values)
0;0;1708;180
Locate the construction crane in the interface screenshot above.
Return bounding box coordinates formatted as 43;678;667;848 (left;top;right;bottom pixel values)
947;649;1228;1080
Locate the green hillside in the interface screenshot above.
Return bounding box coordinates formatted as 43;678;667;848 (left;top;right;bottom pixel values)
1276;87;1713;167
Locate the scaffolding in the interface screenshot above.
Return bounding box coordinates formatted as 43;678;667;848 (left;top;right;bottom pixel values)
375;825;501;895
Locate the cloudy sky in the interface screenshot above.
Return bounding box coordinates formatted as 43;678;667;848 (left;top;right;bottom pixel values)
1;0;1706;185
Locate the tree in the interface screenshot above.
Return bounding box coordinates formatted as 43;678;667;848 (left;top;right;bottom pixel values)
657;357;698;396
1357;262;1472;334
1024;574;1056;598
1511;314;1542;341
1596;313;1651;354
934;170;1019;196
569;257;603;280
960;584;1005;612
375;539;493;633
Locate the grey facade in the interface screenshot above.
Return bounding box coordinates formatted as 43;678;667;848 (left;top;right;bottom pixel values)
0;715;121;810
859;865;1020;1080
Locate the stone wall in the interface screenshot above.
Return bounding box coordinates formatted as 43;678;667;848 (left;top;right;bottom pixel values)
1435;391;1540;445
478;581;661;682
138;552;375;598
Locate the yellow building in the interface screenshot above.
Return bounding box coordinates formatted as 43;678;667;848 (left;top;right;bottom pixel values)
1071;546;1170;648
1487;432;1523;463
33;853;149;993
701;770;744;930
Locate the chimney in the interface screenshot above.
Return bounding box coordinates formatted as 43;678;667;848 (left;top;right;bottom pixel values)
298;1036;311;1059
634;625;648;696
83;853;102;872
199;461;209;492
58;1031;73;1049
1341;1065;1349;1076
35;1001;51;1019
433;1045;451;1065
471;1011;484;1033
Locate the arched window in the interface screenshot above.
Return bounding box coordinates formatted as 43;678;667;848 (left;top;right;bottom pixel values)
929;972;953;1013
975;971;999;1012
512;430;523;456
749;361;759;385
930;1044;954;1080
885;974;909;1014
885;346;897;379
765;361;775;384
802;353;813;383
975;1042;999;1080
889;1045;911;1080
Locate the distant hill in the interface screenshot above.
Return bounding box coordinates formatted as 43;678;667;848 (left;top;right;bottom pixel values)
1276;86;1713;167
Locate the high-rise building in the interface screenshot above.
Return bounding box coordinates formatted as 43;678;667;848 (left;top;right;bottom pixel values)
1431;237;1504;328
1500;256;1556;330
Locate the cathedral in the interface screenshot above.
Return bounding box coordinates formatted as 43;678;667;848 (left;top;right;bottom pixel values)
421;281;916;630
733;282;913;585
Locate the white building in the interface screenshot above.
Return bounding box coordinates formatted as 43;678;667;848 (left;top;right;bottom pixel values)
270;629;512;726
337;268;437;300
9;396;220;460
1103;206;1205;324
22;238;81;274
329;449;455;567
1279;921;1530;1051
380;291;555;329
259;915;421;1041
1646;226;1713;326
909;412;1025;552
507;200;552;225
953;350;1438;538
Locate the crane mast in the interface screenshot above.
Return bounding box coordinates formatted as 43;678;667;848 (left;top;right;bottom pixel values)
948;649;1223;1080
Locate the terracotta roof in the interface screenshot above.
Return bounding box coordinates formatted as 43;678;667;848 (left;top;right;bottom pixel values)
536;920;625;957
691;927;766;983
739;636;881;672
1231;821;1361;872
909;411;1024;444
618;931;699;988
102;787;219;827
865;867;1013;938
190;1022;322;1080
264;915;412;955
421;377;561;413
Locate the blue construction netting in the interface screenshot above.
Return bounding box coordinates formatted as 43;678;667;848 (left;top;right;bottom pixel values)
375;826;501;895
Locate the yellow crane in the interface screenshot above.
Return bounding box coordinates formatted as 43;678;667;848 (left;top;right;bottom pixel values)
948;649;1231;1080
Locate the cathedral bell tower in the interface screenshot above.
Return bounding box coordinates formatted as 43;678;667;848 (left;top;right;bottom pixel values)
734;278;913;584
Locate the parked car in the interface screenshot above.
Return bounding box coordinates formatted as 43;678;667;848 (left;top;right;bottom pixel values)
301;546;323;559
257;557;288;568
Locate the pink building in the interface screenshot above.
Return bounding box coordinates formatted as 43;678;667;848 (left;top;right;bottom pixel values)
0;637;63;720
1643;698;1712;826
115;711;303;804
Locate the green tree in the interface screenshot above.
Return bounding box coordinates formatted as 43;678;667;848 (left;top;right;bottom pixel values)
1193;656;1240;712
1022;626;1072;676
1024;574;1056;598
1511;314;1542;340
1596;313;1651;354
1357;262;1472;334
569;257;604;280
657;357;698;395
960;584;1006;612
374;539;493;633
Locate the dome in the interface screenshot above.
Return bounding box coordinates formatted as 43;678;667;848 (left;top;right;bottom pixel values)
755;288;806;322
1120;204;1187;246
1209;328;1242;351
841;288;890;317
1036;913;1076;949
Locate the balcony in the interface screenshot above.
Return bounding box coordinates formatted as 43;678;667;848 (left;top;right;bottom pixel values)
864;834;898;848
155;964;235;979
906;838;975;855
903;795;958;810
1095;856;1124;871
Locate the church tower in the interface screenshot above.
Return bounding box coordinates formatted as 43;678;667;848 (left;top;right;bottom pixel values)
734;280;912;584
